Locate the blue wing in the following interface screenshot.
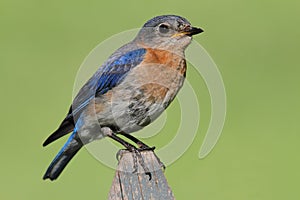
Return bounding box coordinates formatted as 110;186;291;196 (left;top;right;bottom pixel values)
73;48;147;114
43;48;147;146
95;48;146;95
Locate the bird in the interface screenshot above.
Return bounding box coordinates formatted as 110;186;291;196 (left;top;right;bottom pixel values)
43;15;203;181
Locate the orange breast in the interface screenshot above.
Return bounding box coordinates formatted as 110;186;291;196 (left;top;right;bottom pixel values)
142;48;186;76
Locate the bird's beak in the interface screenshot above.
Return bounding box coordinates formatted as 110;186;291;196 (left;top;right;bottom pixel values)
172;26;204;38
185;27;204;36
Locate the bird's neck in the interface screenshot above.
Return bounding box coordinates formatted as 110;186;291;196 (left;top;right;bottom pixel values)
139;48;186;77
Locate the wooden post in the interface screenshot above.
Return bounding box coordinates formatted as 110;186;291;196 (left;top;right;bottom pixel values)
108;150;175;200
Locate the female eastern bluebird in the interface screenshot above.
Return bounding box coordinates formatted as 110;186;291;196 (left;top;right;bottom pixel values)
43;15;203;180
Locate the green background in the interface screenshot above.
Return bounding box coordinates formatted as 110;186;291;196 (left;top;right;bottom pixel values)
1;0;299;199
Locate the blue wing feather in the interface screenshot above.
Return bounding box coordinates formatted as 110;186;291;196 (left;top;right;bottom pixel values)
72;48;146;117
96;48;146;95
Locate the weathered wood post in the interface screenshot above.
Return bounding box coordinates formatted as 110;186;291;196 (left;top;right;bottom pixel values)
108;150;175;200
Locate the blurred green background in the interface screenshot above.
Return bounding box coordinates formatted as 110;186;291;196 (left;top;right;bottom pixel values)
1;0;300;199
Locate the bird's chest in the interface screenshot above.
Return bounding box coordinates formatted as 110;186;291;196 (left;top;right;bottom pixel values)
127;49;186;104
114;50;185;127
98;49;187;132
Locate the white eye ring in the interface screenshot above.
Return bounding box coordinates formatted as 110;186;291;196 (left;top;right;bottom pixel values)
158;24;170;34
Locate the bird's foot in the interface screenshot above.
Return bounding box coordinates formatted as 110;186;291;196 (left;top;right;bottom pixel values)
137;144;156;151
108;131;163;179
128;146;152;180
116;149;127;161
137;145;166;170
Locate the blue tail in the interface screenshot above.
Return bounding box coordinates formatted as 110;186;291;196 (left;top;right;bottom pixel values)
43;132;83;181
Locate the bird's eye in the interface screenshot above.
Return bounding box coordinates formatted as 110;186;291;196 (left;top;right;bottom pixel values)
158;24;170;34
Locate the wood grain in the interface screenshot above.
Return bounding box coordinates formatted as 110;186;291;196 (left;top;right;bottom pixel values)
108;150;175;200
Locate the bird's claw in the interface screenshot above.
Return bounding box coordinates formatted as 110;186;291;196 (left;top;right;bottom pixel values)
116;149;127;161
116;145;165;181
128;147;152;180
138;145;156;151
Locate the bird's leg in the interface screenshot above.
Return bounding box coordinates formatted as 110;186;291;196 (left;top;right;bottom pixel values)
119;132;155;150
119;132;166;170
107;132;152;180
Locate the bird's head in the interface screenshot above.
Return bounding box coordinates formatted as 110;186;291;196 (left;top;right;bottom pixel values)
135;15;203;53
